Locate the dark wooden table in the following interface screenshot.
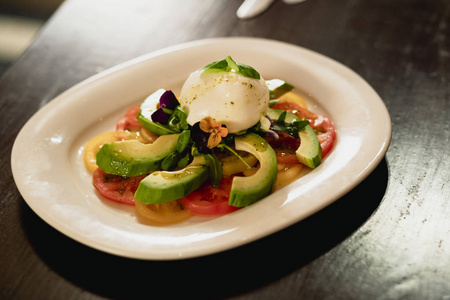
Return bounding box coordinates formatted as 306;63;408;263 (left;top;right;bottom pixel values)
1;0;449;299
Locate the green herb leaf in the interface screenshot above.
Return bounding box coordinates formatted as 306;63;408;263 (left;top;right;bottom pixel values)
277;111;287;124
202;56;260;80
273;115;309;139
218;144;252;170
202;58;229;71
153;106;189;135
237;62;260;80
226;56;239;72
204;154;223;188
177;130;191;153
177;153;190;169
148;122;179;135
161;152;180;171
161;108;174;115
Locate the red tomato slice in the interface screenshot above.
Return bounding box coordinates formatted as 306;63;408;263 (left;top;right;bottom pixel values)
93;168;146;205
116;105;142;131
311;114;336;158
271;102;336;158
266;132;301;165
179;177;242;216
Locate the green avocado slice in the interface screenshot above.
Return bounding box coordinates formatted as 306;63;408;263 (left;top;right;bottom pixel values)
266;79;295;99
95;134;180;177
296;125;322;169
228;133;278;207
266;108;322;168
134;155;209;204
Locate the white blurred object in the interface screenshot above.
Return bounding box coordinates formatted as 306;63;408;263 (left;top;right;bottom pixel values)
282;0;306;4
237;0;276;19
237;0;306;19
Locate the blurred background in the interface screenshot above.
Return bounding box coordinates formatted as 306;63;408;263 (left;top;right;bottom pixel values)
0;0;63;74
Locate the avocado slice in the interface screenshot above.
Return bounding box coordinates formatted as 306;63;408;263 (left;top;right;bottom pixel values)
296;125;322;169
134;155;209;204
137;89;177;135
228;133;278;207
266;79;295;99
266;108;322;168
96;134;180;177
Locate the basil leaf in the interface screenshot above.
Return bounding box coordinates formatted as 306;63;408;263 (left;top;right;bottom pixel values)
226;56;239;72
236;63;260;80
204;154;223;188
202;59;229;71
273;118;309;139
202;56;260;80
277;111;287;124
294;120;310;131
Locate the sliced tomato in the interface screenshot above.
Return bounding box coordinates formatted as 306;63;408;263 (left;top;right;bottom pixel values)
135;200;192;226
93;168;146;205
116;105;142;131
272;101;318;120
83;130;139;173
311;114;336;158
271;102;336;158
179;177;242;216
266;131;301;165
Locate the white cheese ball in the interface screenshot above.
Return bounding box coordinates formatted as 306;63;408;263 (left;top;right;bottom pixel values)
179;69;270;133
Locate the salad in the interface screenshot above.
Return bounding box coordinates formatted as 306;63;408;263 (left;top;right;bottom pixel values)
83;56;336;225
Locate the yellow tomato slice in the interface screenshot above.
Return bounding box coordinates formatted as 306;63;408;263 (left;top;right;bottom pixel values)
219;151;258;177
83;130;139;173
138;127;158;144
135;200;193;226
278;91;308;109
273;163;303;191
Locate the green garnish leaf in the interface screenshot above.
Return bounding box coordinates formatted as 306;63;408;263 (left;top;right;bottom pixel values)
225;56;239;72
237;63;260;80
147;122;179;135
161;152;180;171
177;130;191;153
162;108;174;115
150;106;189;135
271;111;309;139
204;154;223;188
203;58;229;71
202;56;260;80
177;153;190;169
168;106;189;131
217;144;252;170
277;111;287;124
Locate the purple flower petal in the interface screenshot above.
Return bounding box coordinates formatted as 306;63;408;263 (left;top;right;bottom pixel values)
160;90;180;110
151;108;171;124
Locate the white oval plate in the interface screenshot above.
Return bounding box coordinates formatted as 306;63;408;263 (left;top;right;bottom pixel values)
11;37;391;260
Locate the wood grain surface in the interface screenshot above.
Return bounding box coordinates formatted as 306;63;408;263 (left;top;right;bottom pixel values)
1;0;449;299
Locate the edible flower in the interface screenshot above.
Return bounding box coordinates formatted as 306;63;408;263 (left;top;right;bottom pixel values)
199;117;228;148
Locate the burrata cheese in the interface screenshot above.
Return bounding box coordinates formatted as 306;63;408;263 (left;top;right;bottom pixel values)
179;69;269;133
